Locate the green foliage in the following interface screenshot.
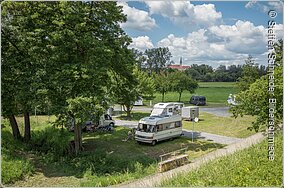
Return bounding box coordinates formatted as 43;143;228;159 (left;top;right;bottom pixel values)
65;97;104;126
169;71;198;101
2;159;35;185
231;41;283;132
237;55;260;91
1;129;35;185
161;132;282;187
153;72;172;102
231;65;283;132
29;127;73;160
111;66;155;117
144;47;172;75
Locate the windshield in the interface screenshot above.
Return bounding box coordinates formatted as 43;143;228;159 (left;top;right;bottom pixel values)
137;123;155;133
151;108;165;116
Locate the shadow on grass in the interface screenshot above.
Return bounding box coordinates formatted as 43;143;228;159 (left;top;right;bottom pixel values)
116;112;151;121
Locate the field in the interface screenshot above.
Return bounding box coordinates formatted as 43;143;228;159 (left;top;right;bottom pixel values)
183;112;256;138
161;132;282;187
146;82;238;106
2;116;223;187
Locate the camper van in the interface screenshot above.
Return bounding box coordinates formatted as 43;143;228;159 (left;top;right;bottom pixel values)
135;103;183;145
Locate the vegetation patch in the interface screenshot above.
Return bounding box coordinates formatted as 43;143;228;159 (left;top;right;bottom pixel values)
2;120;224;187
161;132;282;187
183;112;256;138
115;112;151;121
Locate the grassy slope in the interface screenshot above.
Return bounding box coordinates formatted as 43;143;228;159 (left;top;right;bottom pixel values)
183;112;256;138
161;132;282;187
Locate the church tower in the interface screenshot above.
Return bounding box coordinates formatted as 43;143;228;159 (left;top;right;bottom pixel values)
179;57;182;66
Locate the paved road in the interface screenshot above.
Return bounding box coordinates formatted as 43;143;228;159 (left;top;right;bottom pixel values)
115;120;241;145
115;119;138;128
113;105;231;117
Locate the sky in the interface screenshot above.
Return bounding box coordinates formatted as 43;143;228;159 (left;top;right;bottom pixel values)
117;1;283;68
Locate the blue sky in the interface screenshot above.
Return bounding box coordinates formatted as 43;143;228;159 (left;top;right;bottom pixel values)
118;1;283;68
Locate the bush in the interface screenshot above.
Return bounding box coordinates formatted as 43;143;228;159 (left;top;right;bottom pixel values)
1;129;34;185
2;159;34;185
29;127;73;160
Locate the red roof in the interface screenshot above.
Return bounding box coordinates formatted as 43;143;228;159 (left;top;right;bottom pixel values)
168;65;190;70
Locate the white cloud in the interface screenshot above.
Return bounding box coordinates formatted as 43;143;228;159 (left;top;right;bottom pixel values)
267;1;283;13
118;2;157;31
156;20;283;67
145;1;222;29
129;36;154;51
245;1;283;13
245;1;257;9
209;20;266;54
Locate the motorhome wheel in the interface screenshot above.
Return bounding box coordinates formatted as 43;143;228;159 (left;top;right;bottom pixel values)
151;140;157;146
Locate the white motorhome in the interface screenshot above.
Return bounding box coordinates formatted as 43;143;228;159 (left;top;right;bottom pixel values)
135;103;183;145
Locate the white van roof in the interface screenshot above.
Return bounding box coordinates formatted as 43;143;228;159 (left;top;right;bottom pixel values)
139;115;182;125
153;102;183;109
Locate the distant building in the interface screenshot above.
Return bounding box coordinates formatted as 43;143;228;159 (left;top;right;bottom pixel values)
168;57;190;71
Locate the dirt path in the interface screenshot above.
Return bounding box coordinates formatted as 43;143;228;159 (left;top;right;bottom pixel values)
117;132;266;187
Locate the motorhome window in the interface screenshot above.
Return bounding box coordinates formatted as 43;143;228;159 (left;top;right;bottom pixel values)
175;121;182;127
169;123;175;128
151;108;166;116
157;124;163;132
164;123;171;129
168;108;172;112
104;114;112;120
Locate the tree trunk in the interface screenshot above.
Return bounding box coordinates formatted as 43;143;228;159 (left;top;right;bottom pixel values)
74;123;82;155
24;111;31;142
125;104;132;118
162;92;165;102
178;92;182;102
8;115;22;140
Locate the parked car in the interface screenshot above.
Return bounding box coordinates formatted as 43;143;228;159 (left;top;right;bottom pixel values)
189;96;206;106
68;114;115;132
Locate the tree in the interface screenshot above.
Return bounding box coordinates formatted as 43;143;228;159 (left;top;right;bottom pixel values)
237;55;260;91
145;47;172;75
1;2;52;141
154;72;172;102
65;97;104;155
185;64;213;81
2;1;132;148
111;66;155;118
169;72;198;102
230;41;283;132
131;48;146;71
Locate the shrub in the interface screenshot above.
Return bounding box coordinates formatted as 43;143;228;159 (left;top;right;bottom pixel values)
2;158;34;185
29;126;73;160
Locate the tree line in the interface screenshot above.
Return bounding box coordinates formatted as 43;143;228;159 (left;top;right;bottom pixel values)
184;56;267;82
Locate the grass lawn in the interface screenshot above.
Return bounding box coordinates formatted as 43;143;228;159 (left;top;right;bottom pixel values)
144;82;238;106
183;112;256;138
198;82;237;88
2;116;224;187
115;112;151;121
161;132;282;187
